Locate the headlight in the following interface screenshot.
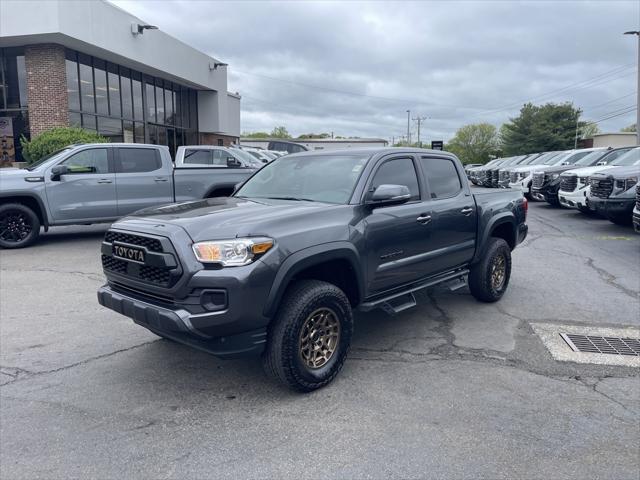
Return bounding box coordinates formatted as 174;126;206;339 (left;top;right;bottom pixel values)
626;177;638;189
551;173;560;180
579;176;588;185
192;237;274;266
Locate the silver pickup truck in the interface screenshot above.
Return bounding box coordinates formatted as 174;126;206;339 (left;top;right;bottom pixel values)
0;143;257;248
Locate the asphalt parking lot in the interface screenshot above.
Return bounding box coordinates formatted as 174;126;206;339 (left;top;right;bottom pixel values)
1;201;638;479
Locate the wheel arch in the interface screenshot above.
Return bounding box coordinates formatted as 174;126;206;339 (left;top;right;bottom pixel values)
473;213;516;263
0;194;49;228
263;242;364;317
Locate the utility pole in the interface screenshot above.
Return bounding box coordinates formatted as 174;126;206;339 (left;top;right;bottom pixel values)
624;30;640;145
406;110;411;146
413;115;427;147
574;116;579;149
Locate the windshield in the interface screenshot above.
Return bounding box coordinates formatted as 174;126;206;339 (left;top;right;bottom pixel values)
573;150;609;167
528;153;553;165
546;152;570;165
233;149;264;167
554;150;593;166
236;154;369;204
610;148;640;166
25;147;74;171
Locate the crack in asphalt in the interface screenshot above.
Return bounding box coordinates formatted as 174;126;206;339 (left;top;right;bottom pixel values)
0;340;159;386
584;258;640;300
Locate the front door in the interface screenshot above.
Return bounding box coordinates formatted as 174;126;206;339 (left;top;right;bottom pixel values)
115;146;173;216
45;147;117;222
363;156;434;294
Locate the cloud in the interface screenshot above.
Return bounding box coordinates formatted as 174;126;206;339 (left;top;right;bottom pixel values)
111;0;639;141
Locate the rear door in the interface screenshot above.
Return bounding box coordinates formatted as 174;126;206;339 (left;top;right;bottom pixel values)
114;147;173;216
363;155;435;294
45;146;117;222
416;155;477;273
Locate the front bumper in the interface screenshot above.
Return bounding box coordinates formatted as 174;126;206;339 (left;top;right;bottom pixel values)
633;207;640;233
508;177;531;194
589;197;635;223
517;223;528;245
98;285;268;357
559;187;589;209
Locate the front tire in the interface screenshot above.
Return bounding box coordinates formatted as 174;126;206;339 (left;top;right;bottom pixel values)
263;280;353;392
0;203;41;249
468;237;512;303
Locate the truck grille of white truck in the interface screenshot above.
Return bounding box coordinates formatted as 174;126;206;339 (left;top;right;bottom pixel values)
560;175;577;192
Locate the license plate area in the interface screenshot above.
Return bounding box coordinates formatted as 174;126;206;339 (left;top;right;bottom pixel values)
112;242;146;264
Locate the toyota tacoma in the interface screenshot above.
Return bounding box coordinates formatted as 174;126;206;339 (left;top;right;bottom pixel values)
97;148;528;391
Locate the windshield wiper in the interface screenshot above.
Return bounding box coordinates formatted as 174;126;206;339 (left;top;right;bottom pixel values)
265;196;315;202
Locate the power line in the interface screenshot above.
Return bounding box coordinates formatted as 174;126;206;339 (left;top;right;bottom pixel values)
582;92;636;109
588;105;637;124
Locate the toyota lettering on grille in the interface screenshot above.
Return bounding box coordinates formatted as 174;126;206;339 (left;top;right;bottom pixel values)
112;243;146;264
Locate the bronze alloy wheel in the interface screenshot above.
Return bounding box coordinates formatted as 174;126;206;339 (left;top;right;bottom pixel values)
490;254;506;291
299;307;341;369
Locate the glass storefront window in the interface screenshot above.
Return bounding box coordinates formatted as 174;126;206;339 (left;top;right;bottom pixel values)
98;116;123;142
93;59;108;115
79;57;95;113
66;59;80;111
63;48;199;152
107;63;121;118
146;82;155;123
132;74;143;120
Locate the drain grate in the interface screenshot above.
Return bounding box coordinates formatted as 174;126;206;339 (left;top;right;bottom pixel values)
560;333;640;356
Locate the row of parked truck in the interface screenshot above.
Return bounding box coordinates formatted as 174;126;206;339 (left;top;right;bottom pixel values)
466;146;640;231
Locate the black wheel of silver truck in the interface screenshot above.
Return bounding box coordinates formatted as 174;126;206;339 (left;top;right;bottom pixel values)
263;280;353;392
0;203;40;249
468;237;511;303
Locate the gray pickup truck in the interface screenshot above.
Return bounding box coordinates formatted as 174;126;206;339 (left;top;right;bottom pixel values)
0;143;256;248
98;147;528;391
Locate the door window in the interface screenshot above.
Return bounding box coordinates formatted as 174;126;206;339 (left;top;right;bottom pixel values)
184;149;212;165
116;148;161;173
61;148;109;174
370;158;420;201
420;157;461;199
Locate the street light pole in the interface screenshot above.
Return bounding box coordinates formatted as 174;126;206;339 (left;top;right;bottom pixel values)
406;110;411;146
624;30;640;145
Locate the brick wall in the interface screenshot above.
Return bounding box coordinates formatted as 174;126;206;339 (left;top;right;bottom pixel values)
24;44;69;137
200;133;239;147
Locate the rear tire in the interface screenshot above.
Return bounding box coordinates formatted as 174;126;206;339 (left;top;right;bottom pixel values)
468;238;512;303
0;203;40;249
262;280;353;392
609;216;632;226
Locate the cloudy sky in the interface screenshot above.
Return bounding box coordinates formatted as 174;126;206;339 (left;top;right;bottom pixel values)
112;0;638;142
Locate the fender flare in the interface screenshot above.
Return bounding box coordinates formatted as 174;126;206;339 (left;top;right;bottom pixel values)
473;213;515;263
263;242;364;317
0;192;50;227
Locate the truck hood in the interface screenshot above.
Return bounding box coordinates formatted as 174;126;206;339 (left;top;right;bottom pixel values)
590;165;640;180
508;164;547;174
535;164;580;175
120;196;349;242
0;168;30;177
561;165;618;177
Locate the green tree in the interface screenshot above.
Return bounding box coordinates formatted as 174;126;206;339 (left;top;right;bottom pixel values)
500;102;583;155
296;133;331;139
579;122;600;139
20;127;106;164
445;123;500;164
621;123;637;132
270;126;291;138
243;131;270;138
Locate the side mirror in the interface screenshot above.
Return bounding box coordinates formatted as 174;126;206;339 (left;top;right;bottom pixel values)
227;157;242;168
50;165;69;181
366;184;411;207
596;161;606;166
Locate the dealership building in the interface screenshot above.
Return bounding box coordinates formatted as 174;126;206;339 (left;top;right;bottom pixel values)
0;0;240;164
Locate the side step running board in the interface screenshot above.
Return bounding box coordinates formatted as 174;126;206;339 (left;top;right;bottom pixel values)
359;269;469;314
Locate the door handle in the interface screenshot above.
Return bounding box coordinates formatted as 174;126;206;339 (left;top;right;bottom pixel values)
154;177;169;182
416;214;432;224
97;179;112;184
460;207;474;216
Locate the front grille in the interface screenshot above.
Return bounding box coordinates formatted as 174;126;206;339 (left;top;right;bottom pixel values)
104;231;162;252
532;172;546;189
499;171;509;182
101;254;127;274
636;183;640;210
102;230;180;288
590;177;613;198
560;175;578;192
510;172;519;183
491;170;500;187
